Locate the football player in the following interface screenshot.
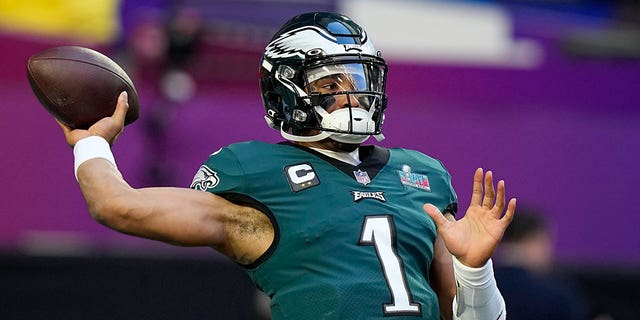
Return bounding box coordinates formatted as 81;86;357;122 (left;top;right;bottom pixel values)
60;12;516;319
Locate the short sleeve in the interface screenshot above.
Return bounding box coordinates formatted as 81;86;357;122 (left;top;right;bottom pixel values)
189;146;247;194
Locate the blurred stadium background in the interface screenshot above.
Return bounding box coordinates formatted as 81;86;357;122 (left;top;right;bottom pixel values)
1;0;639;318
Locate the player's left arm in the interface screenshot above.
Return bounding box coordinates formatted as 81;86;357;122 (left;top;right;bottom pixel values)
430;213;456;320
424;168;516;320
425;168;515;267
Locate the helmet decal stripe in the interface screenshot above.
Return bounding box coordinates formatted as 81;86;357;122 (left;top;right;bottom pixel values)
265;26;373;59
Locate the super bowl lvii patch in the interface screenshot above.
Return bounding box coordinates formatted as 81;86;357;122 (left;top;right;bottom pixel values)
398;165;430;191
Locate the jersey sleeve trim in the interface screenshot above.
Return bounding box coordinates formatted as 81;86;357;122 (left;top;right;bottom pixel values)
218;192;280;270
444;202;458;218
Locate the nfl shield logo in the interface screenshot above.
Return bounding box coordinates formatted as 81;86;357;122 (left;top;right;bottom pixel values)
353;170;371;185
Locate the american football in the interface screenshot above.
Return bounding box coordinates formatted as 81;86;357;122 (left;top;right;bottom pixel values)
27;46;140;129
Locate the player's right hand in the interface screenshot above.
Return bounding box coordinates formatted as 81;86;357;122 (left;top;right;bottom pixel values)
57;91;129;147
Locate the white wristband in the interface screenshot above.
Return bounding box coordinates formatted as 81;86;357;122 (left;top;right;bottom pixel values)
453;257;495;288
452;257;506;320
73;136;117;180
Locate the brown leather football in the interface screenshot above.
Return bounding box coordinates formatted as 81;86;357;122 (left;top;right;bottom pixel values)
27;46;139;129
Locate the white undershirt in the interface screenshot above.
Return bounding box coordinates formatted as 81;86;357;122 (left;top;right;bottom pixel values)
309;147;361;166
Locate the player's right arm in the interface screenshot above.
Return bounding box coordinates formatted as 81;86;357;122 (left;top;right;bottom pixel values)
58;92;274;265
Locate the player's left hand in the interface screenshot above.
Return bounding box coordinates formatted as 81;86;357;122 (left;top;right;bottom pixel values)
424;168;516;268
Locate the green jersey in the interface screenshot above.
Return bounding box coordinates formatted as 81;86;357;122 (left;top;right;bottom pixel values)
190;141;457;319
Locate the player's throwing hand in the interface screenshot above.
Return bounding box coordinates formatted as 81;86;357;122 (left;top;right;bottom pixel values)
57;91;129;147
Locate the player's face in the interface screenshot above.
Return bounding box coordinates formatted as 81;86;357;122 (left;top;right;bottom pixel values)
307;74;362;113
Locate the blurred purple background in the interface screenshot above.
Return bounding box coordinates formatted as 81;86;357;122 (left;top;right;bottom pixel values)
1;0;639;267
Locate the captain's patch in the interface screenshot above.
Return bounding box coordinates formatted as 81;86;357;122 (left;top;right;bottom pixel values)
284;162;320;192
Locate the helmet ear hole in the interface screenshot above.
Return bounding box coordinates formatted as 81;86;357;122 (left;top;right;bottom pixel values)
265;91;281;108
265;106;282;129
267;93;284;125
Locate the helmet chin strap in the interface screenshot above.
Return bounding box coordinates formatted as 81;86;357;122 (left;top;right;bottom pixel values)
280;126;385;144
280;105;385;143
280;126;332;142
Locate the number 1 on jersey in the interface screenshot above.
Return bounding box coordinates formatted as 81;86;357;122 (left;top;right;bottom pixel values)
359;215;422;316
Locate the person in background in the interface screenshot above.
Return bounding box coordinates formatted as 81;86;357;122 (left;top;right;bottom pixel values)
57;12;516;319
495;208;588;320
